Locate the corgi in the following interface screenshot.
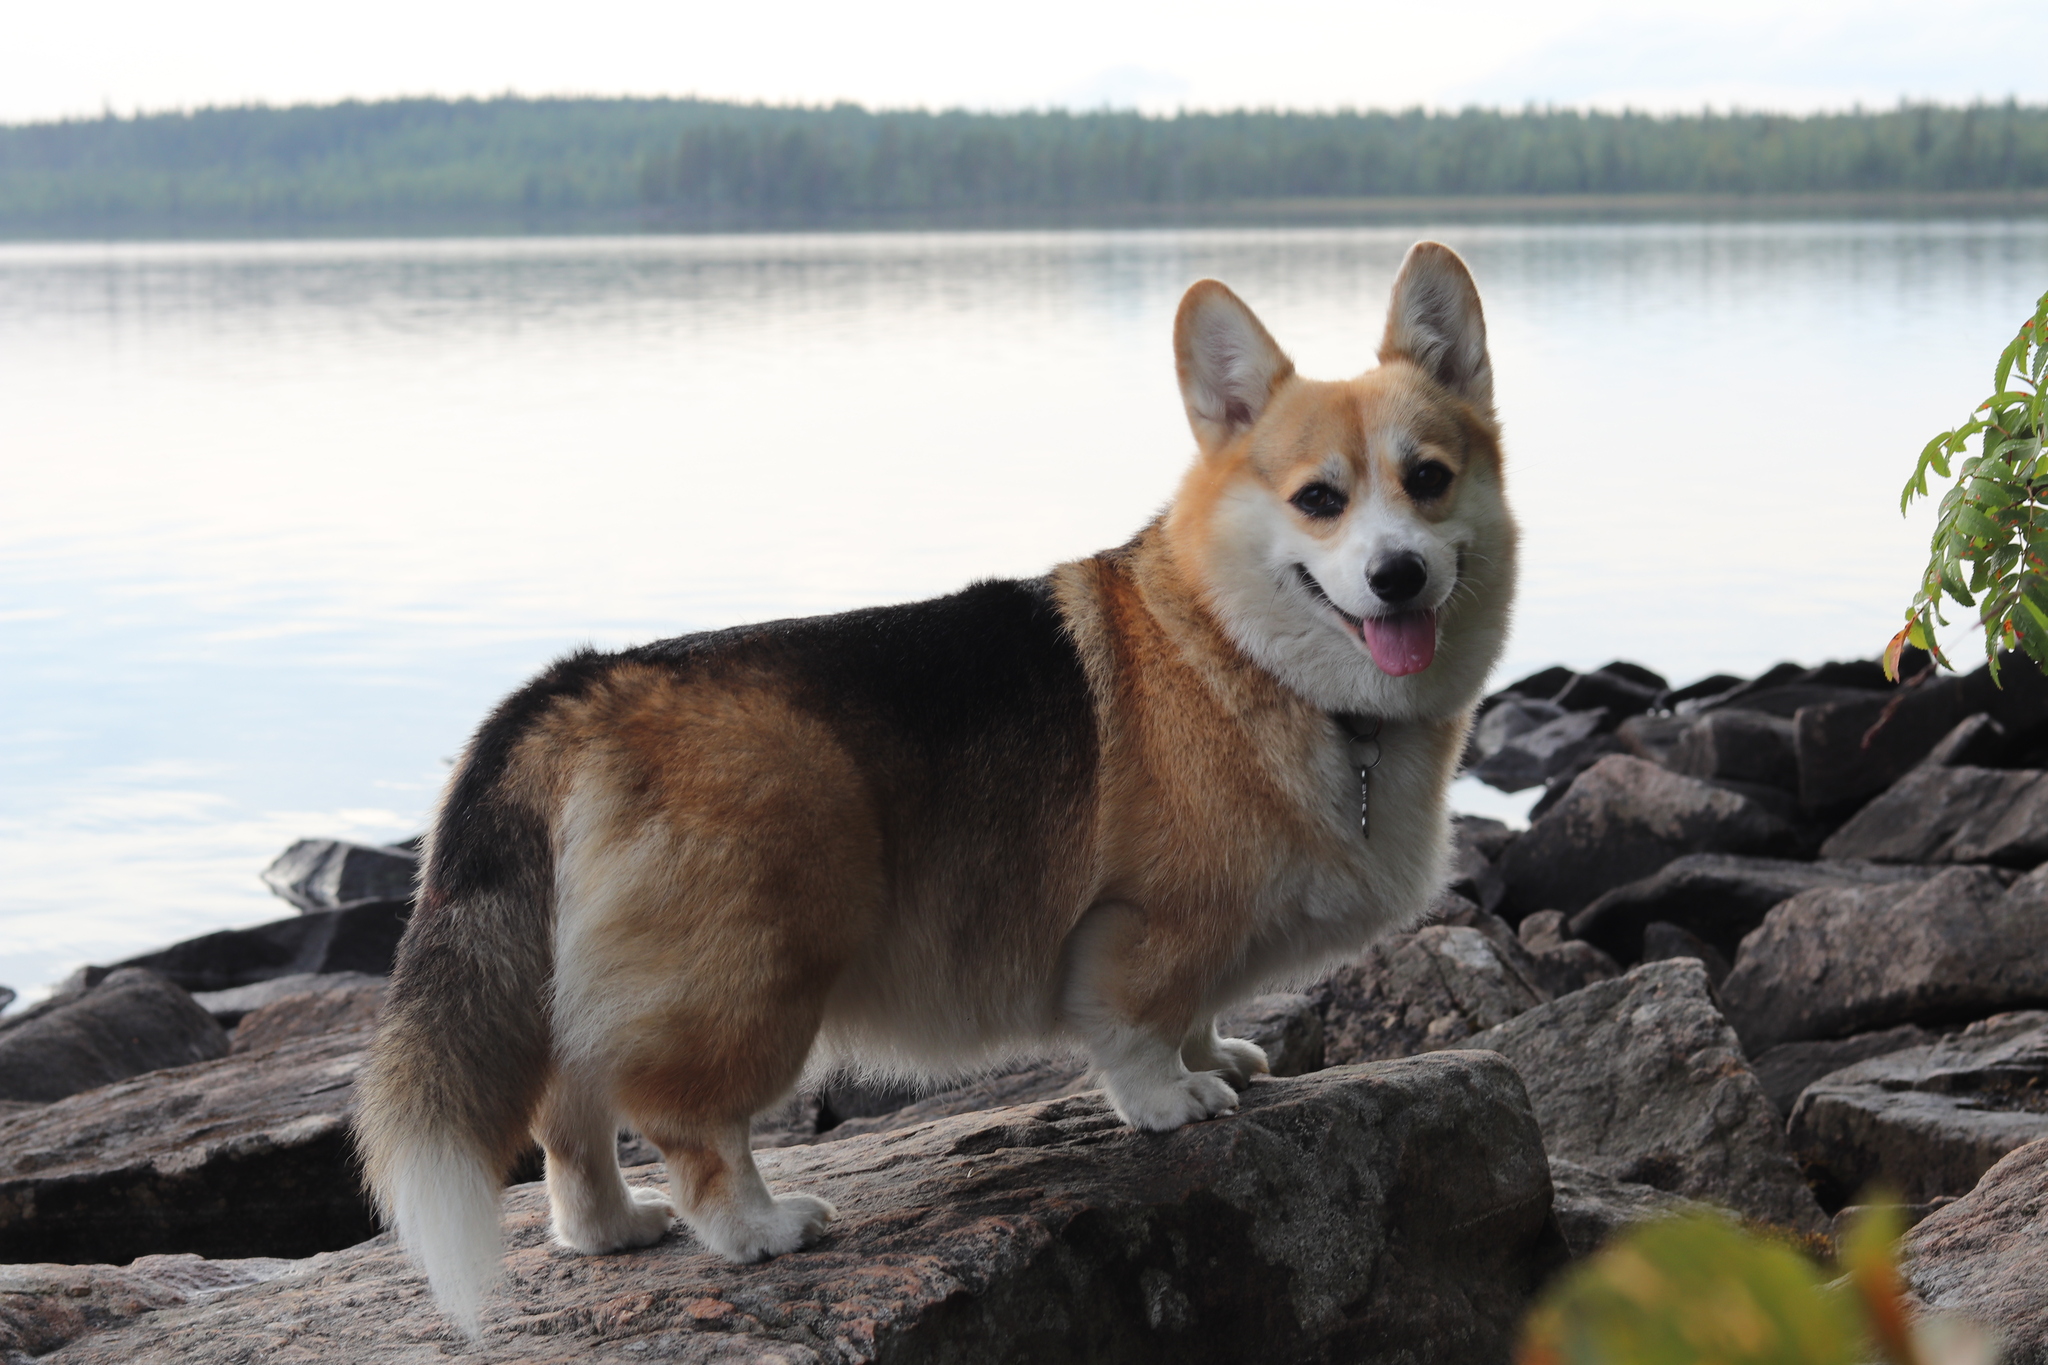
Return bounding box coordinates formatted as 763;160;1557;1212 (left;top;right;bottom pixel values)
355;241;1518;1335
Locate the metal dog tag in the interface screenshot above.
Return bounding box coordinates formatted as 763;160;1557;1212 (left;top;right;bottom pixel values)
1333;714;1383;838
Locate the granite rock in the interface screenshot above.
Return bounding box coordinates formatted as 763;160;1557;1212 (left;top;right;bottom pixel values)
41;1054;1566;1365
0;1254;298;1360
1750;1024;1943;1118
230;977;387;1055
1719;865;2048;1052
1904;1136;2048;1365
1546;1157;1716;1259
1467;958;1826;1233
1316;919;1549;1066
1819;764;2048;866
109;901;411;994
192;971;386;1028
261;838;418;913
1669;710;1799;790
0;969;227;1105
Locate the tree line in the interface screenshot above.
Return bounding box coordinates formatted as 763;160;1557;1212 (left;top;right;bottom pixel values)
2;96;2045;236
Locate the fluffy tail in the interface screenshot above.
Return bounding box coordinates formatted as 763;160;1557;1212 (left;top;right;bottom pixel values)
354;847;557;1337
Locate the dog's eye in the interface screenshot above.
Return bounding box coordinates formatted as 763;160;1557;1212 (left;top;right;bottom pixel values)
1290;482;1347;519
1404;461;1453;501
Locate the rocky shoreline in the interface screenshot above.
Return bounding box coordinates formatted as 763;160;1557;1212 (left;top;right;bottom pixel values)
4;652;2048;1362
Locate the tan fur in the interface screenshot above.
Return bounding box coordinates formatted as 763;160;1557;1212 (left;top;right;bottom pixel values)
355;241;1519;1336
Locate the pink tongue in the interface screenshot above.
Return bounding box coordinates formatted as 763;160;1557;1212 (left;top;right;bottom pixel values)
1360;609;1438;676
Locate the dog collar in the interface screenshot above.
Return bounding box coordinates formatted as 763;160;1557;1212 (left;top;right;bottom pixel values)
1331;712;1383;837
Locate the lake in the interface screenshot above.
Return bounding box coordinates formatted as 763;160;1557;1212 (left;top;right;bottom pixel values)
4;219;2047;1001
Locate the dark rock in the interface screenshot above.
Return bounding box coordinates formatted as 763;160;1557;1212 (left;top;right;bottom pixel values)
1794;674;1976;811
1830;1198;1954;1243
1680;661;1805;714
1595;661;1671;693
0;1254;299;1360
1466;697;1567;769
0;986;13;1015
1819;764;2048;866
1454;815;1518;865
1316;913;1549;1065
1569;853;1940;964
1217;992;1326;1078
1923;712;2010;768
0;969;227;1104
1547;1158;1715;1258
1639;922;1732;989
1750;1024;1943;1118
1523;741;1633;823
1497;665;1577;701
1472;709;1613;793
1903;1136;2048;1364
1662;672;1747;711
0;1027;378;1264
1447;818;1508;913
0;970;111;1040
1720;865;2048;1052
1615;712;1694;767
230;977;386;1055
40;1054;1567;1365
190;971;385;1028
1467;957;1826;1233
817;1076;925;1130
260;839;418;913
1497;756;1799;922
1517;910;1570;953
1553;668;1660;718
1789;1012;2048;1206
109;901;410;994
1669;710;1799;790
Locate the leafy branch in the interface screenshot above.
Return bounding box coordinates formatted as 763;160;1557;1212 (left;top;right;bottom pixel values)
1891;286;2048;683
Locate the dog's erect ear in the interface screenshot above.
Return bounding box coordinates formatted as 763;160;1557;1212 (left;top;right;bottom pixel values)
1175;280;1294;453
1380;242;1493;416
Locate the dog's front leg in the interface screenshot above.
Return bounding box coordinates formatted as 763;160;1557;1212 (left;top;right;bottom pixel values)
1061;903;1249;1132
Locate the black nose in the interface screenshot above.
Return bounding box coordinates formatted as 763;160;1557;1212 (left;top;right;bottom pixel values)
1368;552;1428;605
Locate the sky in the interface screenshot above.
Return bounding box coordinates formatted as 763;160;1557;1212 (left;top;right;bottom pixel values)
4;0;2045;125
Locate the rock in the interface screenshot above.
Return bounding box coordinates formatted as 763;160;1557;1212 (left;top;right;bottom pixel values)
1316;918;1549;1066
1466;957;1826;1233
0;986;13;1015
1794;674;1976;811
1467;696;1567;768
1819;764;2048;866
1669;710;1798;789
1678;661;1804;714
796;1057;1097;1146
108;901;411;994
1663;672;1748;711
1750;1023;1943;1118
0;969;227;1104
1495;665;1577;701
1719;865;2048;1053
1904;1136;2048;1365
1472;709;1613;793
38;1054;1566;1365
0;1027;378;1264
1455;815;1519;865
1552;667;1661;718
1513;912;1621;999
260;839;418;913
190;971;386;1028
1497;756;1799;922
0;1255;298;1360
1447;818;1509;913
1569;853;1940;964
1546;1157;1716;1258
1217;992;1326;1078
1923;712;2011;768
1788;1012;2048;1205
1615;712;1694;768
1830;1198;1955;1243
230;978;387;1055
1639;922;1731;989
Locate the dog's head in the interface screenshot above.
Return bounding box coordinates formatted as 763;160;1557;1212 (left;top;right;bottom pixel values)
1163;242;1518;721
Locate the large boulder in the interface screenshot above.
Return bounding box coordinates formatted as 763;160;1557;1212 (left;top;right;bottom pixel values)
1471;709;1615;793
40;1055;1566;1365
0;1027;378;1264
1793;676;1977;811
1819;764;2048;866
1466;958;1826;1233
1497;756;1799;921
191;970;386;1028
1904;1137;2048;1365
1;1255;297;1360
0;969;227;1104
1668;710;1799;790
229;976;387;1055
261;838;418;912
1569;854;1940;964
1719;865;2048;1053
109;901;410;993
1788;1012;2048;1205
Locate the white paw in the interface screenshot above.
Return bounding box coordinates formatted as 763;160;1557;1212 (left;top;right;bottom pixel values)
1108;1069;1240;1133
552;1185;675;1254
1193;1037;1270;1089
697;1193;837;1263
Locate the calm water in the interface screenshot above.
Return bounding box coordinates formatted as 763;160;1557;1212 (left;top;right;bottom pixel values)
5;220;2047;1001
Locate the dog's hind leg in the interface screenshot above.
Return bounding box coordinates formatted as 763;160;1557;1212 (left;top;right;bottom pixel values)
534;1068;675;1255
637;1116;835;1263
1179;1016;1270;1089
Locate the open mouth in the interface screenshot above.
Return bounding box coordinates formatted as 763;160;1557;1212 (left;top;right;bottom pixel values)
1292;565;1439;677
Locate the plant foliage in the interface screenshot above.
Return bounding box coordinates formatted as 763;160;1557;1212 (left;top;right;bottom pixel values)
1894;287;2048;682
1517;1208;1994;1365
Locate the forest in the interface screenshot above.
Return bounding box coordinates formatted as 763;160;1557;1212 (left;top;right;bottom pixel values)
3;95;2045;236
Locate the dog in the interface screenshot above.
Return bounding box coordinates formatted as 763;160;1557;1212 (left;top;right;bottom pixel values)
355;240;1518;1335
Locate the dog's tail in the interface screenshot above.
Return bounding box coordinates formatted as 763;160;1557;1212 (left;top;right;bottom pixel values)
354;671;585;1338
